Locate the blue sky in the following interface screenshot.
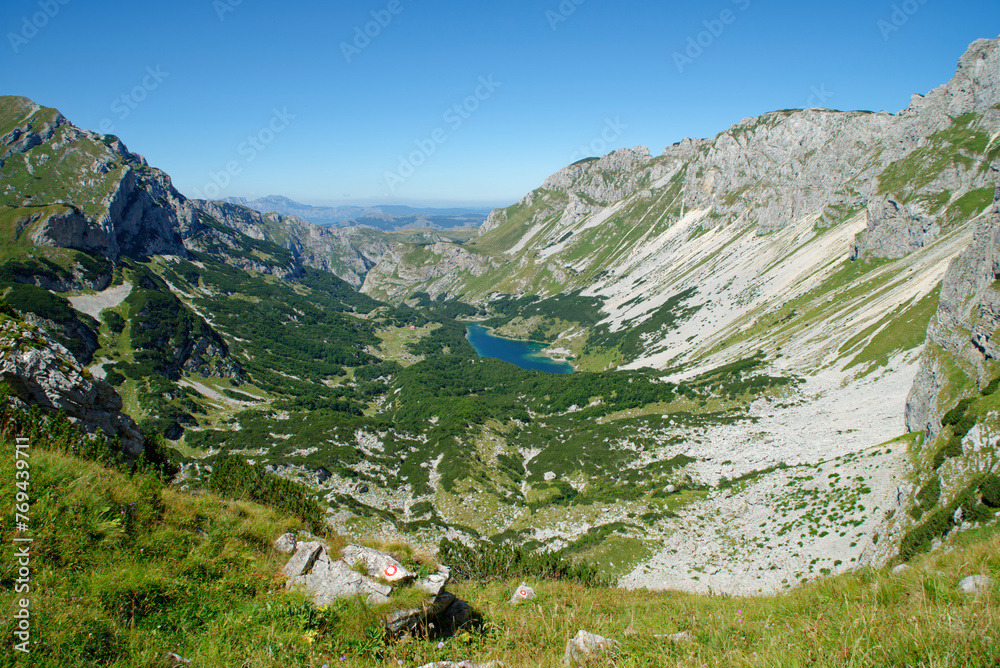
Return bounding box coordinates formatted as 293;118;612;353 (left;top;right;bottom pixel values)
2;1;998;208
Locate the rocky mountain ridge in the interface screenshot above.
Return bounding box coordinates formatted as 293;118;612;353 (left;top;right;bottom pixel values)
0;96;401;290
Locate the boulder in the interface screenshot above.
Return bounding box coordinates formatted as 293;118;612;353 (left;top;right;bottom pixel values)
655;630;693;642
0;317;144;457
508;582;536;604
891;564;912;575
342;544;415;583
958;575;993;595
276;536;477;636
562;630;618;665
298;556;392;606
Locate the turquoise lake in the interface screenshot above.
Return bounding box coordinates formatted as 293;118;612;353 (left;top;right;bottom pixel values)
465;324;574;374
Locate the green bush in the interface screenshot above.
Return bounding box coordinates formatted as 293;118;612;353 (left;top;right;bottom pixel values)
208;456;327;532
438;536;607;587
981;475;1000;508
941;397;973;426
103;310;126;334
899;477;996;562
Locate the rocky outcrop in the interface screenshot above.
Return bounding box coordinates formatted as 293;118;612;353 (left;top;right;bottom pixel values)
23;312;99;366
543;146;654;204
0;97;196;261
276;534;476;638
281;538;394;605
851;197;940;260
906;189;1000;437
478;208;507;235
0;97;68;165
194;200;391;287
361;241;498;303
0;314;143;456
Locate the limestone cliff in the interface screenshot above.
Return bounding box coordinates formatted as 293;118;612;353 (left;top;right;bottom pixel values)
0;309;143;457
906;186;1000;438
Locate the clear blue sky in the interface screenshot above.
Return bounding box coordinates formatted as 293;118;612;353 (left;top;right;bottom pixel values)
2;0;998;208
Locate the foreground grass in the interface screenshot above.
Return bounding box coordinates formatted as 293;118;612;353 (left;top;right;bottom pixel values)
2;440;998;667
0;442;384;668
439;540;999;667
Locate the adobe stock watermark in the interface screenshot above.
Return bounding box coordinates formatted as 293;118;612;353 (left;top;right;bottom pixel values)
191;107;295;200
384;75;501;192
11;437;33;655
546;0;586;31
806;84;833;108
96;66;170;135
341;0;411;64
7;0;71;54
569;117;628;163
672;0;751;74
213;0;243;21
877;0;928;41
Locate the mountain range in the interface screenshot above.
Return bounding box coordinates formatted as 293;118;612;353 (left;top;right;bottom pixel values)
1;34;999;595
224;195;492;231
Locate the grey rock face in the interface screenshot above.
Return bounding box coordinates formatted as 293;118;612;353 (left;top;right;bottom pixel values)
479;208;507;235
851;197;940;261
0;98;68;164
543;146;654;204
0;317;143;457
194;200;391;287
905;195;1000;437
361;241;498;303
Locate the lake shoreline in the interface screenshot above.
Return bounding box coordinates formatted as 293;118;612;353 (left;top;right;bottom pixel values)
465;323;575;374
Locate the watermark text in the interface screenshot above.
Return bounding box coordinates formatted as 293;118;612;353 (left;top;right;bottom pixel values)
12;437;33;654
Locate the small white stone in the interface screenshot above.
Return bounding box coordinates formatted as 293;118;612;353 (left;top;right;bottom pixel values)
958;575;993;595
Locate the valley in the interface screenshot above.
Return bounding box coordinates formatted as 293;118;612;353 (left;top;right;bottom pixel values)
1;35;1000;603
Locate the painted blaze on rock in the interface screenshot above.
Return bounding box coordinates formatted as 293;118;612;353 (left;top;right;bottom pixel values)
508;582;536;604
342;544;415;583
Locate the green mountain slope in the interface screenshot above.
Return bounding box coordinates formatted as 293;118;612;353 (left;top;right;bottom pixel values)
2;36;1000;596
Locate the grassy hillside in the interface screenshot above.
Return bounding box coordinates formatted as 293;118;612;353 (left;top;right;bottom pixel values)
1;408;998;667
